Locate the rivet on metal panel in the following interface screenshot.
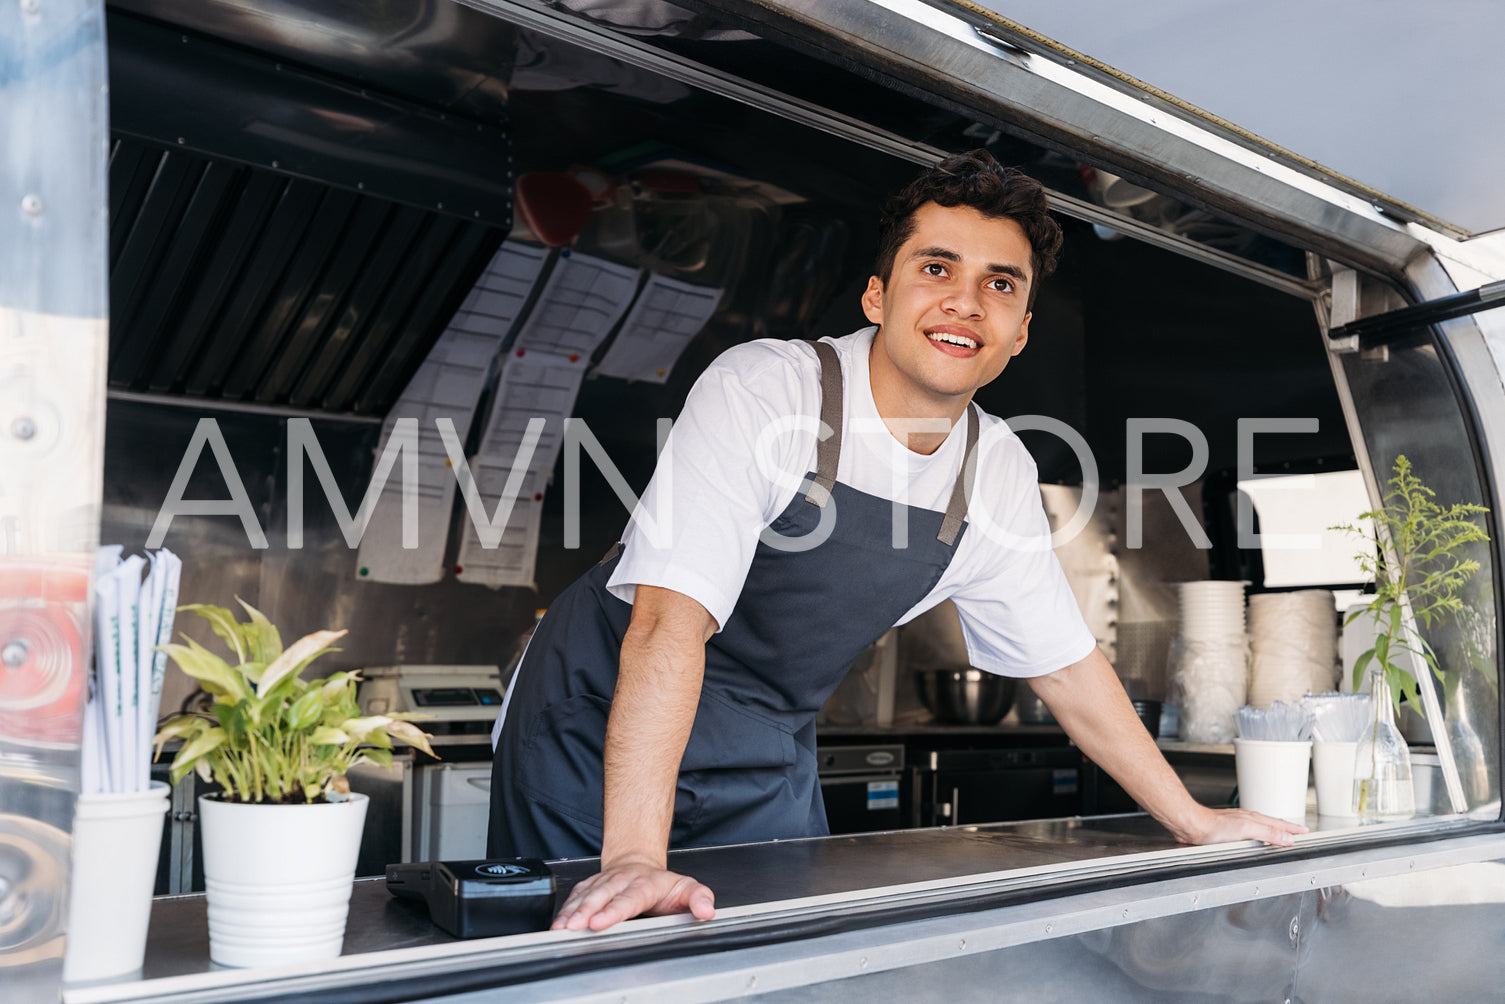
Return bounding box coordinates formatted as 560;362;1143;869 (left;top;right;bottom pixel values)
859;957;868;969
21;194;42;216
746;976;757;989
437;203;445;210
357;182;365;189
1289;917;1299;941
1044;923;1053;934
1191;894;1198;905
11;416;36;440
1254;886;1260;895
1122;908;1129;918
177;137;185;145
1409;860;1415;869
2;640;28;667
958;939;966;950
272;161;280;169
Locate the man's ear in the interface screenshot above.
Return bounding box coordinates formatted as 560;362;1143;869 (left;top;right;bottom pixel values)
861;276;884;326
1011;312;1031;357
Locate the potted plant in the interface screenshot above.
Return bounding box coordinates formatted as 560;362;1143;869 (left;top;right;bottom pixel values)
1335;455;1490;818
153;601;435;968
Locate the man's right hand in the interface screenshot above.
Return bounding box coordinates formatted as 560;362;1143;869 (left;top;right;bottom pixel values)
551;861;715;932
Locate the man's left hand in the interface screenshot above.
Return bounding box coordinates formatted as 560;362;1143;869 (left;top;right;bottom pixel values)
1175;805;1307;847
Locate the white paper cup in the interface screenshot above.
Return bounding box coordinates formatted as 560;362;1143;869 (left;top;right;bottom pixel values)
64;781;170;982
1235;739;1311;823
1313;740;1360;818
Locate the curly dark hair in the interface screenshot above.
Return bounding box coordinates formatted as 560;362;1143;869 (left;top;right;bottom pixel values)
875;150;1062;309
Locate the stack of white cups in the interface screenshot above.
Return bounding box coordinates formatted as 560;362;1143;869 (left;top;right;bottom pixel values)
1248;591;1340;708
1174;581;1249;744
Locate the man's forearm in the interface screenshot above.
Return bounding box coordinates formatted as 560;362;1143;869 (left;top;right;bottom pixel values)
599;592;713;868
1029;647;1208;842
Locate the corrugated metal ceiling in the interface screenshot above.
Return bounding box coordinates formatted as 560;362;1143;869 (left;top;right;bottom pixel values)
107;137;505;416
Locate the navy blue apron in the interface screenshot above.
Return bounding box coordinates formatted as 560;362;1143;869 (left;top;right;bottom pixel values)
488;341;978;858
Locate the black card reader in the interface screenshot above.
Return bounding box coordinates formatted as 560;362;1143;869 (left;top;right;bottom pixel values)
385;859;555;938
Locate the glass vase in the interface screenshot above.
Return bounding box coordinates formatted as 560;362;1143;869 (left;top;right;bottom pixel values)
1352;665;1415;820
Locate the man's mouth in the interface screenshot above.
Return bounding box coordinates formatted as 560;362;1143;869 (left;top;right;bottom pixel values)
925;328;980;350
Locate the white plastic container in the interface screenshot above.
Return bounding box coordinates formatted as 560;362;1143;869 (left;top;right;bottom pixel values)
64;781;171;983
1312;740;1360;818
199;792;368;968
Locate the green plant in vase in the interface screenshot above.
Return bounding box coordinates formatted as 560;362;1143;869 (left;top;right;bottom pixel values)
154;601;435;801
151;601;438;968
1335;455;1490;819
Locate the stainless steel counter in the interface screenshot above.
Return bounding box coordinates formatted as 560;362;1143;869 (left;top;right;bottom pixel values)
63;811;1494;1004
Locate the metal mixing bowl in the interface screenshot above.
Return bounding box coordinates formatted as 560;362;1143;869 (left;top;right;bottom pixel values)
915;667;1017;725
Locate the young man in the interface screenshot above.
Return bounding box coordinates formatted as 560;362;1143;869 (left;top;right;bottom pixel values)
489;150;1305;933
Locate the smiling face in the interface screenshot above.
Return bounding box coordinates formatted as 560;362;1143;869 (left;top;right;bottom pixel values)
863;202;1034;424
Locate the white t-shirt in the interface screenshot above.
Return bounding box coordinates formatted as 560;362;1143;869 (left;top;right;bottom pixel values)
607;327;1097;679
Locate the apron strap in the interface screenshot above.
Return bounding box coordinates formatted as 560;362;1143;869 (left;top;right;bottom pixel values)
805;341;844;507
936;404;979;546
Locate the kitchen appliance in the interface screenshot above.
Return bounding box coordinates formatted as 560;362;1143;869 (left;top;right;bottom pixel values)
915;667;1017;725
817;744;905;835
385;859;555;937
913;747;1080;826
413;764;491;862
358;665;505;741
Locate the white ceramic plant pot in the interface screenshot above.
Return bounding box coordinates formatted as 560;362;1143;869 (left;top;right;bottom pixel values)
198;792;368;968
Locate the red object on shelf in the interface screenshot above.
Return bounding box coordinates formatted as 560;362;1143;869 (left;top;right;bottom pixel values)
0;559;90;747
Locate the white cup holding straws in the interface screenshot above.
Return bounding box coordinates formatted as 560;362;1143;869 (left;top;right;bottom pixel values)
1312;740;1361;818
1235;739;1312;823
64;781;171;982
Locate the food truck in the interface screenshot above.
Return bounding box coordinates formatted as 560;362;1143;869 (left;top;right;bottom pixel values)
4;0;1505;1000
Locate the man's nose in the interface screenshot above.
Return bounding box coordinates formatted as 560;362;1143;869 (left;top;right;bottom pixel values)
942;284;983;318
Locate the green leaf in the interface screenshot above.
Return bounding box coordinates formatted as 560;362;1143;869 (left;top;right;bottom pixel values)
257;629;348;697
360;747;394;768
160;638;253;702
385;719;436;758
310;726;352;746
213;700;250;742
284;687;326;731
319;671;360;702
153;715;208;762
1351;648;1375;692
179;604;248;663
236;598;284;665
169;726;227;784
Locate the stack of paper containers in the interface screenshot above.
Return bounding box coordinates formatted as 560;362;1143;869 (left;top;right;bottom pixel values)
1248;590;1340;708
1173;581;1249;744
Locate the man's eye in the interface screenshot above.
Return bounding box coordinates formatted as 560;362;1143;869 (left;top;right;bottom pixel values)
923;263;947;276
989;277;1014;292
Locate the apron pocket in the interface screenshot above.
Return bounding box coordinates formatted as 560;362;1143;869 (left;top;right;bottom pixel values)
518;693;704;839
518;694;612;830
680;688;798;772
